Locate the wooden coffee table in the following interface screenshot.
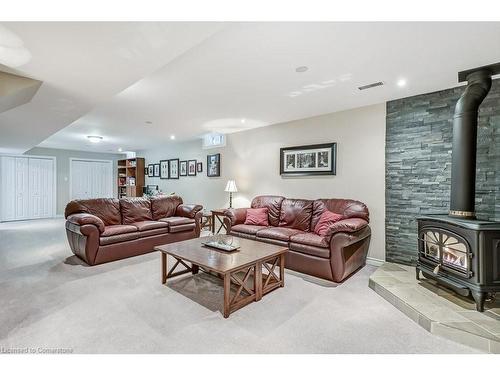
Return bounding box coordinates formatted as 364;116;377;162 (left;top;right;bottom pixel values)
155;236;287;318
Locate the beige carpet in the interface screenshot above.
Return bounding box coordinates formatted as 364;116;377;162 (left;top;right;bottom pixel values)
0;218;480;353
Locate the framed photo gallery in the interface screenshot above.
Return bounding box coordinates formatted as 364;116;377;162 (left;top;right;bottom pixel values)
146;153;220;179
280;143;336;176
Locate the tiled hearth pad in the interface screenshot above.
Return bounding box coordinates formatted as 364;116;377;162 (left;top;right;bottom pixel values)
369;263;500;353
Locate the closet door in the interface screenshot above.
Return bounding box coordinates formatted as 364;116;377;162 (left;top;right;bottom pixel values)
0;156;54;222
28;157;54;219
70;159;113;200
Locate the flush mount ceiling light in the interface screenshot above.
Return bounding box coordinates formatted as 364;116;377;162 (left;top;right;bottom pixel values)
170;135;175;140
397;78;407;87
118;148;123;152
0;25;32;68
87;135;103;143
145;121;153;125
295;66;308;73
241;118;246;124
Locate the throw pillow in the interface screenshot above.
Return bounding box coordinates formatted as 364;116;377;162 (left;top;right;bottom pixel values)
314;210;344;236
244;208;269;226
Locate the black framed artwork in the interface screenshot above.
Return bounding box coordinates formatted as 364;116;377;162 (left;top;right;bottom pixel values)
153;163;160;177
144;167;149;176
179;160;187;176
148;164;154;177
207;153;220;177
168;158;179;179
160;160;169;179
280;143;336;176
196;162;203;173
188;160;197;176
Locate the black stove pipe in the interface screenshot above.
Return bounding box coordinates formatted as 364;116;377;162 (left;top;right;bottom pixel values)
449;69;492;219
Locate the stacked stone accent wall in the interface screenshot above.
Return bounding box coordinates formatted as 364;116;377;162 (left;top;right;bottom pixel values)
386;79;500;265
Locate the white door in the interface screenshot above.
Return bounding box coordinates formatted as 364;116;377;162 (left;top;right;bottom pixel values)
70;159;113;200
0;156;55;222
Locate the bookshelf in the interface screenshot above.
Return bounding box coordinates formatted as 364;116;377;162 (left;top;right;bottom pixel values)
117;157;145;198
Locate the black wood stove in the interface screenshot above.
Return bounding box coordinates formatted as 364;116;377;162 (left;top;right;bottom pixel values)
416;62;500;312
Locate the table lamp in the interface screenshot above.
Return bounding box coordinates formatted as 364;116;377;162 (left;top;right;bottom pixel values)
224;180;238;208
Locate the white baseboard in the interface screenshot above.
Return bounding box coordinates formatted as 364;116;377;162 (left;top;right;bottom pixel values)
366;257;385;267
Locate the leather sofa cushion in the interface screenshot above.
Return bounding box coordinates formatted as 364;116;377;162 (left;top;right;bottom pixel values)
138;228;169;237
132;221;168;232
256;227;303;242
289;242;330;259
101;224;138;237
311;199;369;229
279;199;313;231
159;216;195;226
100;232;140;246
290;232;329;248
231;224;268;235
169;223;195;233
150;195;183;220
120;198;153;224
251;195;284;227
65;198;121;226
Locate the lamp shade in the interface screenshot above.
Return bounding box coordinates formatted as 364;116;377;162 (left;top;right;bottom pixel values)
224;180;238;193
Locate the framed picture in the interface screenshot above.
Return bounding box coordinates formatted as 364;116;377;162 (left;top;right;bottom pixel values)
144;167;149;176
196;162;203;173
207;153;220;177
160;160;169;179
180;160;187;176
148;164;154;177
153;163;160;177
280;143;336;176
188;160;197;176
168;159;179;179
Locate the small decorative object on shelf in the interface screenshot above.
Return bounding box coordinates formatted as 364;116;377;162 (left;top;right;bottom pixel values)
207;153;220;177
224;180;237;208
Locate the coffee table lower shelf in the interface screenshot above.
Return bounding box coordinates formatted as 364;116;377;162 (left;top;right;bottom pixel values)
161;252;285;318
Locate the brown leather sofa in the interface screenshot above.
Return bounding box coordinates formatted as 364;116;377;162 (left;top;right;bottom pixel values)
223;195;371;282
65;195;203;266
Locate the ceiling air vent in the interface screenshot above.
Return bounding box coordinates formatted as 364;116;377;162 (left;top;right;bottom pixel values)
358;81;384;90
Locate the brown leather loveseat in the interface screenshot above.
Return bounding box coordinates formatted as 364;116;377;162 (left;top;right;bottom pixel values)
223;195;371;282
65;195;203;265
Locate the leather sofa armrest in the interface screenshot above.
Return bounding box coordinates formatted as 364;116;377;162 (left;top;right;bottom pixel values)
224;208;248;226
324;218;368;237
67;213;105;233
176;204;203;219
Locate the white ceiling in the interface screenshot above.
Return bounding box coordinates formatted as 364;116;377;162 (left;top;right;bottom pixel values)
2;22;500;154
0;22;222;154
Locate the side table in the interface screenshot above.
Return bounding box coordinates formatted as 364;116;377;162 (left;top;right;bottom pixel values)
211;209;229;234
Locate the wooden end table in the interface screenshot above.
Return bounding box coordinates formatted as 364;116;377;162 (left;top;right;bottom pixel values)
156;236;287;318
211;209;228;234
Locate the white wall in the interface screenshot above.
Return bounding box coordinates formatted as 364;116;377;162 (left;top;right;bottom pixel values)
138;103;386;261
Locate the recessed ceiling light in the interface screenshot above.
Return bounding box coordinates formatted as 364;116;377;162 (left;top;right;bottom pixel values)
397;79;407;87
118;148;123;152
295;66;308;73
170;135;175;140
241;118;246;124
87;135;103;143
145;121;153;125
